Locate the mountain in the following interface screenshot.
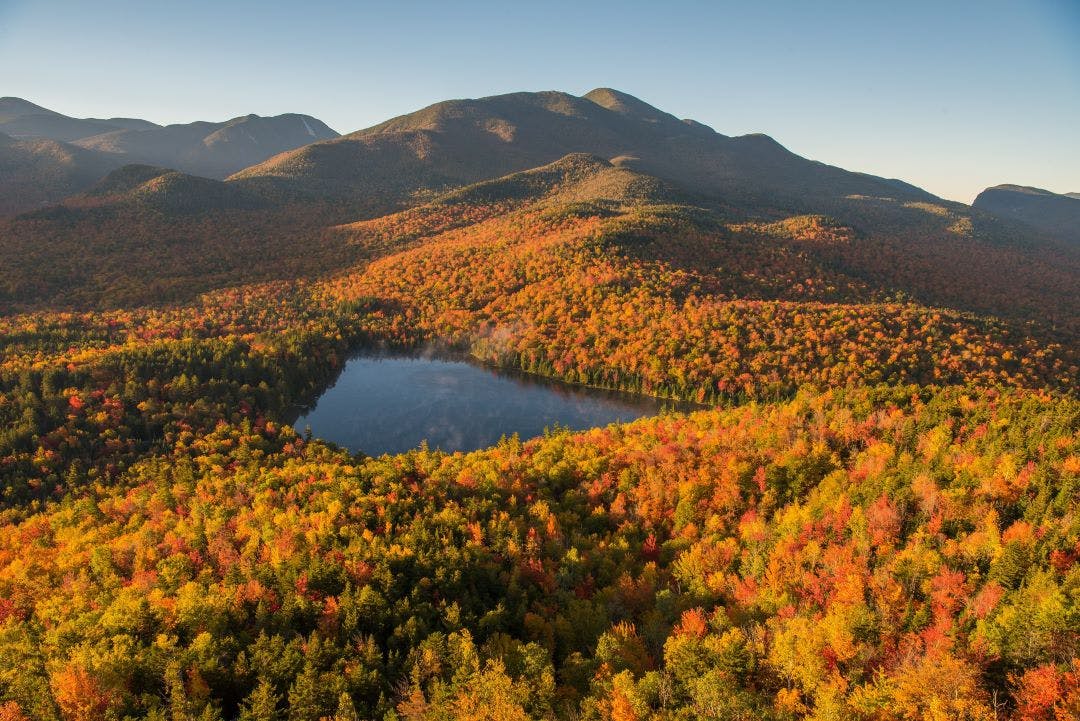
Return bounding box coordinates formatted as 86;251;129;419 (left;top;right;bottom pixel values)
435;152;671;206
82;164;267;213
233;88;936;214
0;97;340;214
75;112;339;178
229;90;1078;327
0;96;156;141
4;90;1078;332
0;130;124;215
0;98;338;176
973;183;1080;243
0;160;363;308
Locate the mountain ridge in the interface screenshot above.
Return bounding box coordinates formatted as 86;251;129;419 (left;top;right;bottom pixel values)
0;97;341;213
3;89;1076;330
76;111;339;178
973;183;1080;244
232;88;938;216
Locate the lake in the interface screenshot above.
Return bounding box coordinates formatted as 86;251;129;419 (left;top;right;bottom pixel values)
292;355;683;455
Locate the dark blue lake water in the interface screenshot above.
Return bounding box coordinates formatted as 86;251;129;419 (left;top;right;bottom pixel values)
293;355;679;455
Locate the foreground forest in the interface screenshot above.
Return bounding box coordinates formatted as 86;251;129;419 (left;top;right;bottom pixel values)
0;91;1076;721
2;383;1077;721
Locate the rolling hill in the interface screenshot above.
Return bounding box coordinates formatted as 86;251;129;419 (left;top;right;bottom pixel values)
0;130;123;215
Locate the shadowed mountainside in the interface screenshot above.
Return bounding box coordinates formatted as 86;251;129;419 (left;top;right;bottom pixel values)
0;96;158;141
974;183;1080;244
0;130;123;215
76;112;339;178
0;97;339;213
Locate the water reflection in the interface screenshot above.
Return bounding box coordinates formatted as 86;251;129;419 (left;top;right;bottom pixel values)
293;354;689;455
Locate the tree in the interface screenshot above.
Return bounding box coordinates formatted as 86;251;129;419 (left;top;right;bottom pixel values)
240;677;280;721
333;693;360;721
287;663;323;721
888;651;996;721
0;701;29;721
49;666;114;721
166;661;192;721
451;661;529;721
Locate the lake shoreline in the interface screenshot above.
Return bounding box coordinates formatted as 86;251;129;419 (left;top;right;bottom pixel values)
289;352;701;456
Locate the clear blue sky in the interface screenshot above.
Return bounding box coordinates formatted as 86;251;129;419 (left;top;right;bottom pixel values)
1;0;1076;202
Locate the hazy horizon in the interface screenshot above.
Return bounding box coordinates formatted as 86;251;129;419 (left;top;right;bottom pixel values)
1;0;1077;203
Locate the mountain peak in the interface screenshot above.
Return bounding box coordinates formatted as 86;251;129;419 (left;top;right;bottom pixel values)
236;87;940;214
85;164;172;197
983;183;1058;196
974;183;1080;243
0;96;60;122
583;88;671;124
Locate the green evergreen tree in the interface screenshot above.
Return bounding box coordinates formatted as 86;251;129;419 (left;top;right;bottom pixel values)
333;692;360;721
240;677;280;721
166;661;192;721
196;704;224;721
287;662;322;721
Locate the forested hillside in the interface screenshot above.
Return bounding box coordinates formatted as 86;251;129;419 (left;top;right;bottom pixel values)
0;90;1076;721
1;383;1077;721
0;132;123;216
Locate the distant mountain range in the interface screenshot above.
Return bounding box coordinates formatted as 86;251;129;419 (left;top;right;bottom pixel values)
1;89;1076;325
973;184;1080;244
4;89;1075;250
0;96;337;212
0;96;159;140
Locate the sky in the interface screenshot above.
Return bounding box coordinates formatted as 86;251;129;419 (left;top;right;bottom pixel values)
1;0;1077;203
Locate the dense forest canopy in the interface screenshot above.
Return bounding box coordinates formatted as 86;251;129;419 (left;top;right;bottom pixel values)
0;91;1076;721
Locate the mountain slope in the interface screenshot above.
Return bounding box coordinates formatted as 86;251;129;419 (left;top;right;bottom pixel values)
3;90;1076;334
232;88;935;214
76;112;339;178
6;143;1078;340
973;184;1080;243
436;152;671;206
233;89;1079;328
0;131;123;215
0;161;363;308
0;153;667;309
0;96;147;141
0;98;341;214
